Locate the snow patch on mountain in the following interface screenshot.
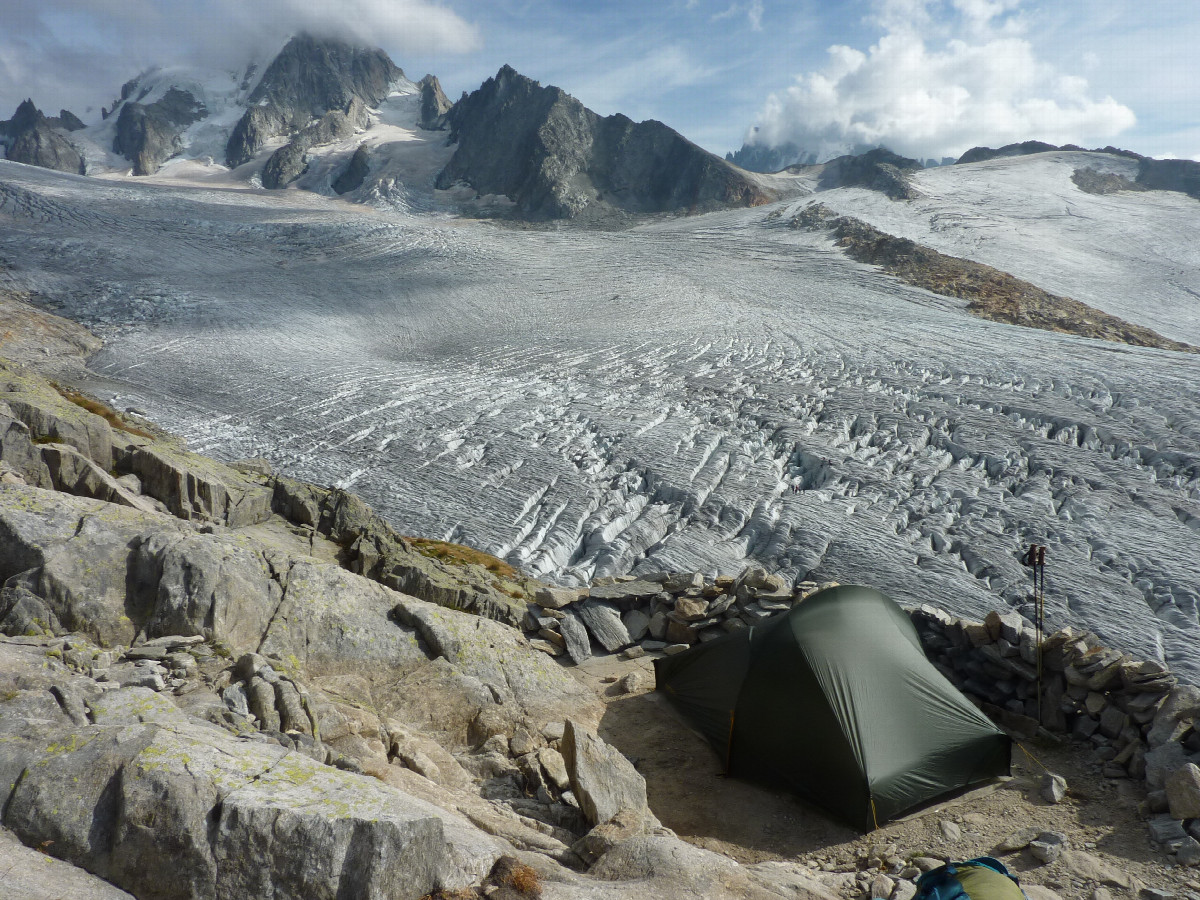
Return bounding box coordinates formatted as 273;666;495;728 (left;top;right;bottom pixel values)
781;151;1200;346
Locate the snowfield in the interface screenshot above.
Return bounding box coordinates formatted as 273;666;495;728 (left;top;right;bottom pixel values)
1;153;1198;681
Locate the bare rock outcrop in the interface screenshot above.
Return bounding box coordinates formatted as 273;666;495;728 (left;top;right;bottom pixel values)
790;203;1195;352
1;99;85;175
225;34;401;169
1;321;843;899
0;644;500;900
436;65;774;221
271;474;536;626
418;74;452;130
957;140;1063;165
1;400;53;488
332;143;371;194
112;86;207;175
261;98;367;189
814;147;922;200
125;442;272;526
1;364;114;469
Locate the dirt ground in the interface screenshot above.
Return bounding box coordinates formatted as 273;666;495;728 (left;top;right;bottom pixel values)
571;653;1200;899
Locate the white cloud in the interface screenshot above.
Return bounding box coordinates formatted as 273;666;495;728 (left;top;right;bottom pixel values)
0;0;480;119
711;1;764;32
744;0;1136;162
747;1;764;31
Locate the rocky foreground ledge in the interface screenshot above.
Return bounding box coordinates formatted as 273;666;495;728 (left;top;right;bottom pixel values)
5;346;1200;899
1;355;843;898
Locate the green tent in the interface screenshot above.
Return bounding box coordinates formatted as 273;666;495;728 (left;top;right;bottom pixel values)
653;584;1010;831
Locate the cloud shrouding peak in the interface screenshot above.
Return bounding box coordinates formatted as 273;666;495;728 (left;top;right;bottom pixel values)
0;0;480;119
743;0;1136;162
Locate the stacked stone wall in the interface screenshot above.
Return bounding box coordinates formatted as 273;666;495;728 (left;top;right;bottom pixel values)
521;570;1200;862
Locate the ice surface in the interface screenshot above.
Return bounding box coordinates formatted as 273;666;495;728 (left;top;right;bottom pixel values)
797;152;1200;346
1;156;1197;681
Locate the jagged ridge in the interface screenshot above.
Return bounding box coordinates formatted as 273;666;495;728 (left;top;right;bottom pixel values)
0;99;85;175
436;65;774;221
226;34;402;169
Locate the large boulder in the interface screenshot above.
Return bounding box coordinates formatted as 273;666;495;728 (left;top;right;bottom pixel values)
576;600;631;652
391;595;591;726
128;443;271;527
1167;763;1200;820
1;365;113;471
560;719;652;829
0;676;499;900
1;400;52;487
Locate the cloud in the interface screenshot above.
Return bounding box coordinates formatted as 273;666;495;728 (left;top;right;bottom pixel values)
711;1;764;32
747;0;764;31
743;0;1136;162
0;0;480;119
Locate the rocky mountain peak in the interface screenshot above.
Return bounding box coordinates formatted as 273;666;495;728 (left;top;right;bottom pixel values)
437;64;773;220
225;33;403;169
417;74;452;130
956;140;1061;165
10;98;43;132
1;98;85;175
246;33;402;120
56;109;86;131
112;86;208;176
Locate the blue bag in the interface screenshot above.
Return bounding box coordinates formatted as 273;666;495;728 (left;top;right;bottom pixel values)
914;857;1026;900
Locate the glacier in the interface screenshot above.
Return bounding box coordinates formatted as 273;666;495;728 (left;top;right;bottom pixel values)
1;151;1197;681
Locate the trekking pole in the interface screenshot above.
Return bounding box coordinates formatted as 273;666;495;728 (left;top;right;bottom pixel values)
1021;543;1044;724
1036;545;1046;725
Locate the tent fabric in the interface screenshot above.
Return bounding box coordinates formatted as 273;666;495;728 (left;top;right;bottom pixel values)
654;584;1011;831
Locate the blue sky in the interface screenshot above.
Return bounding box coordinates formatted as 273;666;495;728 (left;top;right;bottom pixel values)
2;0;1197;161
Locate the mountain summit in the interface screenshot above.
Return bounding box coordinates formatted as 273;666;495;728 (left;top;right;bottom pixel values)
0;99;86;174
437;65;774;220
225;34;402;169
3;37;781;222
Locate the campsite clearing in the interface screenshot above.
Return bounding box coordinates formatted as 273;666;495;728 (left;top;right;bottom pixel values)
575;652;1200;898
